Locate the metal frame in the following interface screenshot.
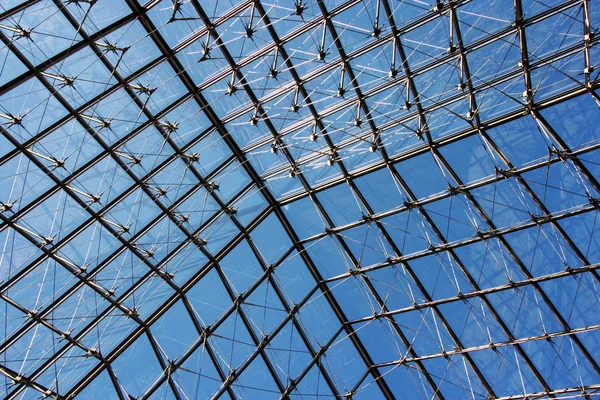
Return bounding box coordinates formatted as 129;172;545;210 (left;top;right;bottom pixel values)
1;0;599;398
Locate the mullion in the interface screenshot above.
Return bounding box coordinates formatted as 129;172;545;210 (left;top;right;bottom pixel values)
105;0;296;396
5;198;272;400
0;158;242;362
251;2;441;393
1;0;591;182
4;173;261;400
350;0;559;394
421;50;600;392
184;0;396;397
456;0;600;379
292;138;600;246
345;263;600;326
250;2;435;395
371;322;600;367
315;199;598;288
313;1;501;396
50;0;235;228
436;4;563;392
0;10;137;98
273;82;599;207
377;0;579;393
245;33;596;173
458;132;600;375
0;25;246;395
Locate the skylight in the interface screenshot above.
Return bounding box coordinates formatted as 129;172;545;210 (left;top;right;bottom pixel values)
1;0;600;399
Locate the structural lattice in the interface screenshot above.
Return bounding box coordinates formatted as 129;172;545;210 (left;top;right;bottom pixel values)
1;0;600;399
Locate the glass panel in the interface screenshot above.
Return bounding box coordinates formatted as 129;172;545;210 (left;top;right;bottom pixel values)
1;0;598;398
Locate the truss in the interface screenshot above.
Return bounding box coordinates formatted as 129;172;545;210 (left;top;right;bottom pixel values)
1;0;600;399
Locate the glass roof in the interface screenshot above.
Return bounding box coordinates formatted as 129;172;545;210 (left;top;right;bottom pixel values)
1;0;600;399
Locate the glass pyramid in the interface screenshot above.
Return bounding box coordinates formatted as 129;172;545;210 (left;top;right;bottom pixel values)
1;0;600;398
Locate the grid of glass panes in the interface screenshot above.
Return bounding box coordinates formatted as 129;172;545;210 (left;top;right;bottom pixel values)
1;0;600;399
